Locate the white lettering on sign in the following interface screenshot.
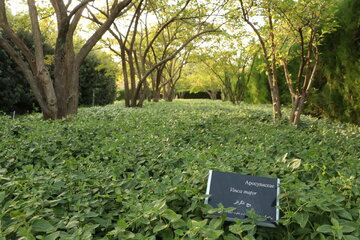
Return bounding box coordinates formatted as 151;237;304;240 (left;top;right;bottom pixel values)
243;190;257;196
233;200;252;208
245;180;275;189
230;188;258;196
230;187;243;193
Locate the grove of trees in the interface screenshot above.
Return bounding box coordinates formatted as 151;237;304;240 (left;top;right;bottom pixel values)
0;0;359;125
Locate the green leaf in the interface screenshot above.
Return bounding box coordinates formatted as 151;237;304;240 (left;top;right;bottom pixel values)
191;219;208;228
161;209;181;222
174;229;184;236
223;233;240;240
0;192;5;203
65;220;79;228
32;219;56;233
44;232;60;240
18;227;36;240
295;212;309;228
331;218;340;226
243;235;256;240
229;223;244;235
342;226;356;233
204;229;224;239
317;224;332;234
117;219;128;230
172;219;186;229
153;223;168;233
288;158;301;170
242;224;255;231
337;210;353;220
209;218;223;229
343;235;359;240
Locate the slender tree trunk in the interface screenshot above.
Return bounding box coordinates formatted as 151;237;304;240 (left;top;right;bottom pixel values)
239;0;281;121
153;88;161;102
120;44;131;107
268;11;281;120
269;74;282;120
283;30;319;125
207;91;217;100
164;84;175;102
292;95;306;125
127;50;138;107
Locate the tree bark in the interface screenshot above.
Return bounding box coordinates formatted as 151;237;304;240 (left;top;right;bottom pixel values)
1;0;132;119
283;30;319;125
239;0;282;121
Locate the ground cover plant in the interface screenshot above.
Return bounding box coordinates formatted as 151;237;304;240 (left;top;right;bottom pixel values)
0;100;359;240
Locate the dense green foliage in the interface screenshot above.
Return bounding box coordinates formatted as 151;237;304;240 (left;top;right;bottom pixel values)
0;46;37;114
79;54;117;106
308;0;360;124
0;41;116;113
0;100;359;239
0;30;53;114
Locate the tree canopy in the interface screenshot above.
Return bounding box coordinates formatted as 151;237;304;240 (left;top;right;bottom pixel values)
0;0;359;124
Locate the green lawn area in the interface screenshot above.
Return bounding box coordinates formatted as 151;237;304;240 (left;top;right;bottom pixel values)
1;100;359;239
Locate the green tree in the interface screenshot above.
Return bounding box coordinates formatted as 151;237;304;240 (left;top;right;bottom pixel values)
0;44;37;114
180;62;221;100
309;0;360;124
79;53;117;106
94;0;224;107
237;0;282;121
277;0;338;125
0;0;131;119
0;29;53;114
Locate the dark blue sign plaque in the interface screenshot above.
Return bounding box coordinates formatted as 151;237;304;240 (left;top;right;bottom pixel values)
205;170;280;227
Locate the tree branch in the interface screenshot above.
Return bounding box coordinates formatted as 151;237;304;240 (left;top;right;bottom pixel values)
135;29;218;102
69;0;95;19
142;0;191;62
0;0;36;73
27;0;46;72
75;0;132;65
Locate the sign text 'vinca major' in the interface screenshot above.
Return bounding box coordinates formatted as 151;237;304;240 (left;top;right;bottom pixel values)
205;170;280;227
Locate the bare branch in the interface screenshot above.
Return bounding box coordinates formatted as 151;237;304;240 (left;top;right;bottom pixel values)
76;0;132;65
142;0;191;62
135;29;219;102
69;0;95;19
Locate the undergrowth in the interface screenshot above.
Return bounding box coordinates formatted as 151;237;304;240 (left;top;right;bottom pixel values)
0;100;359;239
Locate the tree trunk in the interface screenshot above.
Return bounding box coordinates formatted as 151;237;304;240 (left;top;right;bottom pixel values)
239;1;282;121
269;74;282;120
268;11;281;120
120;42;131;107
207;91;217;100
290;94;306;125
164;84;175;102
153;88;161;102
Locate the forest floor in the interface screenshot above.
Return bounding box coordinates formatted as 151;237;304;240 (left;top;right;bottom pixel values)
1;99;359;239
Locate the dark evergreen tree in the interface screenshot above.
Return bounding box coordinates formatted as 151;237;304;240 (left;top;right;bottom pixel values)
307;0;360;124
0;46;38;114
1;30;117;114
79;54;117;106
